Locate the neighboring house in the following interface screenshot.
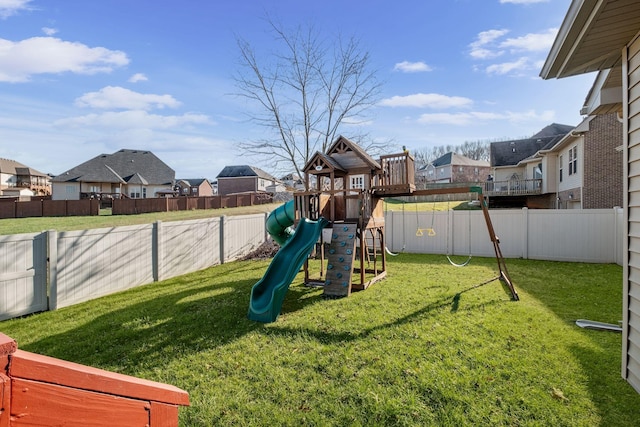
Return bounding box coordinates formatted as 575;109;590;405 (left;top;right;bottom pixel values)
489;123;573;208
487;117;623;209
174;179;214;197
216;165;281;196
51;149;175;200
281;173;305;191
416;152;490;186
0;158;50;197
540;0;640;394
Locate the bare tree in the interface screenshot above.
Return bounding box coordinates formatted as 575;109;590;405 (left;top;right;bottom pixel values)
413;140;490;167
234;19;383;179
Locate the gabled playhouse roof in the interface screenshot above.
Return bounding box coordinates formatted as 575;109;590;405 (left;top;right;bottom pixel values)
304;135;381;175
52;149;175;185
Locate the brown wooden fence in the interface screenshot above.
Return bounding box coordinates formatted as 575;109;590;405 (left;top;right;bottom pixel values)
0;199;100;219
112;193;274;215
0;193;274;219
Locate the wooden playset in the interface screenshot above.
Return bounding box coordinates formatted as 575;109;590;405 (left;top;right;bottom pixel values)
293;136;518;300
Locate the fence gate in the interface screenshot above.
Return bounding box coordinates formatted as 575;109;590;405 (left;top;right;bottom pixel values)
0;232;48;321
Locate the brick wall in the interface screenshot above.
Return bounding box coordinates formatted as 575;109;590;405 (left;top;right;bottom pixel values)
217;177;257;196
583;113;623;209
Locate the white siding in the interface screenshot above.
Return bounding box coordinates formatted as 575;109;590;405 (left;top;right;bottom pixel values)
624;32;640;394
51;182;80;200
558;140;583;192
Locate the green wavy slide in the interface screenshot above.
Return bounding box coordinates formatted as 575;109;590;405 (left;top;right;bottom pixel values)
248;202;328;323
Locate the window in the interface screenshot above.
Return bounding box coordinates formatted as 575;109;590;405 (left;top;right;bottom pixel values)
534;163;542;180
439;168;444;176
90;185;100;193
474;167;479;175
350;174;365;190
142;188;147;198
569;146;578;175
559;155;563;183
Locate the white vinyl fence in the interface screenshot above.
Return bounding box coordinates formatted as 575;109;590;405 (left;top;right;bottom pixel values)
1;214;267;321
0;208;623;321
386;207;623;264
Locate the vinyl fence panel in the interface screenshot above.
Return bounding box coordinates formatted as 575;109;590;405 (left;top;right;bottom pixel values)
0;233;47;320
386;208;623;264
54;225;155;309
526;209;619;263
159;218;221;281
221;214;266;262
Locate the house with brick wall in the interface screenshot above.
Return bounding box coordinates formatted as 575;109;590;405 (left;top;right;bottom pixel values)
416;152;490;187
216;165;281;196
174;178;214;197
486;117;622;209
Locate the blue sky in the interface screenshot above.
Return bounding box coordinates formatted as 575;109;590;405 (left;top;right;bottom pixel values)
0;0;594;179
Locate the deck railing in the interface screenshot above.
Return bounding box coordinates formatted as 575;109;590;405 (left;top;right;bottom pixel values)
483;179;542;196
374;152;415;195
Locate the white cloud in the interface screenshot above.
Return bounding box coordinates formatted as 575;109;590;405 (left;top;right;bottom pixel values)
393;61;432;73
379;93;472;109
500;28;558;52
0;37;128;82
75;86;181;110
0;0;31;19
55;110;211;129
500;0;549;4
469;29;509;59
42;27;57;36
485;57;529;75
417;109;554;125
128;73;148;83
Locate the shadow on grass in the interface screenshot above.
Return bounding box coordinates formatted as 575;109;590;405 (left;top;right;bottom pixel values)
268;280;510;346
504;260;640;424
17;261;325;372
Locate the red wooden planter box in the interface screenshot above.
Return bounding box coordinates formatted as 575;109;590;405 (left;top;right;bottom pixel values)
0;333;189;426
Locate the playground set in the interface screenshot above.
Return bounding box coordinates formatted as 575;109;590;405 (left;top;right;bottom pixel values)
248;136;518;323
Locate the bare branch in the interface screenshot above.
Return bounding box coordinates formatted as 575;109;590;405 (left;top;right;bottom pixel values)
233;18;382;180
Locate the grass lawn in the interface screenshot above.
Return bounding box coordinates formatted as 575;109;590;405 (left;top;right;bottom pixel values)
0;253;638;426
0;203;282;235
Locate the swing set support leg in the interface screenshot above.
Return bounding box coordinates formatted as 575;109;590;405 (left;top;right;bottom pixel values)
405;186;519;301
479;195;519;301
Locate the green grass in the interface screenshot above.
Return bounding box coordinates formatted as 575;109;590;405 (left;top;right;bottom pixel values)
0;203;281;235
384;199;480;211
1;254;638;426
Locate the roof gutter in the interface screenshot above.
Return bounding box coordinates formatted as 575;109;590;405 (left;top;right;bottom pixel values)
540;0;604;79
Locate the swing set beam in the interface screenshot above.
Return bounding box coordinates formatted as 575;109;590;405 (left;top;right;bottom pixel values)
408;185;519;301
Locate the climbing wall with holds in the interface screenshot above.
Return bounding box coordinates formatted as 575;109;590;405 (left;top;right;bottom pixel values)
324;223;358;297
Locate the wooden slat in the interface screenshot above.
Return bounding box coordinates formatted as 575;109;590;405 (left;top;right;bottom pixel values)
150;401;179;427
0;373;9;427
10;378;149;427
9;350;189;406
